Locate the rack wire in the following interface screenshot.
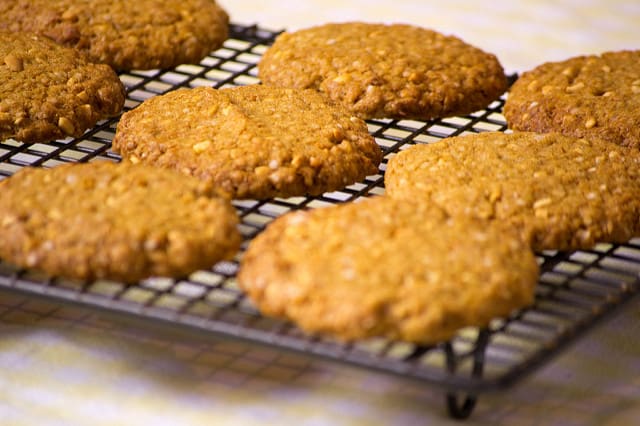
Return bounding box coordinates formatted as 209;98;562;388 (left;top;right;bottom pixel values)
0;23;638;419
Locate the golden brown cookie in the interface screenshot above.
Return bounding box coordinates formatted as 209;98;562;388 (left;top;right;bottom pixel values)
112;85;382;199
0;31;125;143
258;22;508;120
0;162;241;283
504;50;640;148
0;0;229;71
237;196;538;345
385;132;640;251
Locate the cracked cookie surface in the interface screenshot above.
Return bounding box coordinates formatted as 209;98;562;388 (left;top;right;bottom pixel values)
258;22;507;120
0;31;125;143
385;131;640;251
0;162;241;283
0;0;229;70
238;196;538;344
112;85;382;199
504;50;640;148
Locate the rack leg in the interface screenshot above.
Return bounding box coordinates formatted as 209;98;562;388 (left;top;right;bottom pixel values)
446;393;477;420
443;329;490;420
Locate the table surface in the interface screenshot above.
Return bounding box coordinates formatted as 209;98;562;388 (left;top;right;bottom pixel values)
2;1;640;425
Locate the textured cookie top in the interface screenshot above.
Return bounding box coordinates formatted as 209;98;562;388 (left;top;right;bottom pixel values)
0;162;241;283
258;22;508;120
238;196;538;344
0;31;125;143
504;50;640;148
385;132;640;251
0;0;229;71
112;85;382;199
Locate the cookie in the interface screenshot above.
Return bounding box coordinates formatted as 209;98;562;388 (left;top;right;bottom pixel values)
112;85;382;199
237;196;538;344
0;31;125;143
504;50;640;148
0;0;229;71
385;131;640;251
258;22;508;120
0;161;241;283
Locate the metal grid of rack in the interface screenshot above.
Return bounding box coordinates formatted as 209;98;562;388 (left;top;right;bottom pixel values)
0;24;638;419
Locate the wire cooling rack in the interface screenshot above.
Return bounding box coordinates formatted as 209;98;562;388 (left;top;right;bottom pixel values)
1;24;639;419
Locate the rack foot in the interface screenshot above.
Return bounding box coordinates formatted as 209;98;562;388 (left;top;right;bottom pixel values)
446;393;477;420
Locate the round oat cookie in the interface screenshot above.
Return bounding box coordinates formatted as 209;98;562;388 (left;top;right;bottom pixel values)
112;85;382;200
385;131;640;251
0;162;241;283
0;31;125;144
0;0;229;71
237;196;538;344
258;22;508;120
504;50;640;148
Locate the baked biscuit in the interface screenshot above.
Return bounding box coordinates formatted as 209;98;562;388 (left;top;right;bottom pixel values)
0;162;241;283
258;22;508;120
0;31;125;143
0;0;229;71
112;85;382;199
385;132;640;251
504;50;640;148
237;196;538;344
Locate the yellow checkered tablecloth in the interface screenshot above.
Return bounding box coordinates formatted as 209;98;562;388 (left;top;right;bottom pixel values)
2;1;640;425
2;291;640;425
232;0;639;74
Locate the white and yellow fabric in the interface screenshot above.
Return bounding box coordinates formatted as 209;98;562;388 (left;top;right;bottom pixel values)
238;0;639;74
1;291;639;425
